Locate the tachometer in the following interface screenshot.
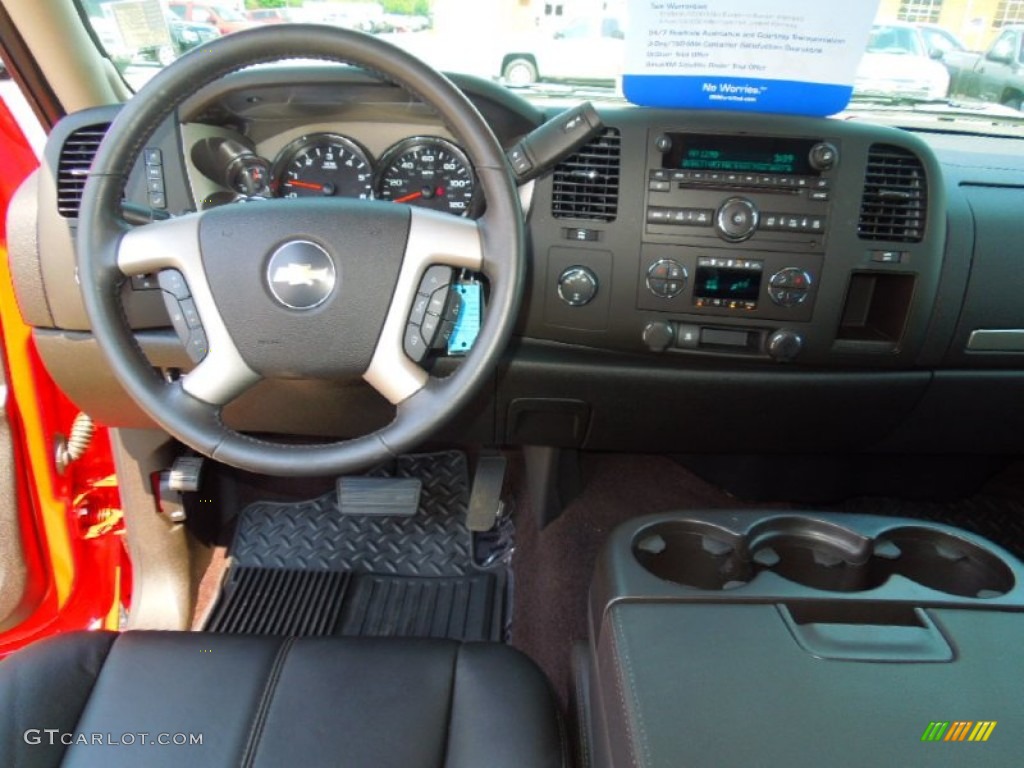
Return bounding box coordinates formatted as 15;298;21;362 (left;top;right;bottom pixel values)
274;134;374;199
376;137;475;216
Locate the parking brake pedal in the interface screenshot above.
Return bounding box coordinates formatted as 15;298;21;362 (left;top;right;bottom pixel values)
467;454;508;532
156;456;205;523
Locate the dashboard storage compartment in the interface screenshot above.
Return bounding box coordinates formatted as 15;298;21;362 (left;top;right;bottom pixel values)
585;511;1024;768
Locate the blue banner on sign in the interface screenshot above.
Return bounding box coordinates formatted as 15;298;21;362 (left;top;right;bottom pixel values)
622;75;854;117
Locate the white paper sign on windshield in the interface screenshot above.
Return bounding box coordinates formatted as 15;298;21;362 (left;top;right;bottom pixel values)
623;0;881;116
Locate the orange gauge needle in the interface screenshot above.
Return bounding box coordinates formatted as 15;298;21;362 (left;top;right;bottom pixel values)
393;191;424;203
285;180;324;191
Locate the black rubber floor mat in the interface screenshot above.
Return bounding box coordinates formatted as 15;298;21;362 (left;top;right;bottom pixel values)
209;452;507;641
205;567;503;641
232;452;474;576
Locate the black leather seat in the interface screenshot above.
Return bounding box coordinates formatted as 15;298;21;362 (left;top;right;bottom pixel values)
1;631;566;768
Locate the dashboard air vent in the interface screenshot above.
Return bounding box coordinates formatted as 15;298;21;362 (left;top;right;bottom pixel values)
57;123;110;217
858;144;927;243
551;128;621;222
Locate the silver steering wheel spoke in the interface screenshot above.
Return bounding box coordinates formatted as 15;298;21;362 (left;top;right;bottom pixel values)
363;207;483;405
117;213;261;406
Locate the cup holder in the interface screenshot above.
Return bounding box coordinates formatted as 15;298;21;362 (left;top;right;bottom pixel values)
876;527;1015;599
634;522;751;590
633;518;1016;599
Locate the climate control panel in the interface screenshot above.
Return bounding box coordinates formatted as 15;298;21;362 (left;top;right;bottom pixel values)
637;245;821;323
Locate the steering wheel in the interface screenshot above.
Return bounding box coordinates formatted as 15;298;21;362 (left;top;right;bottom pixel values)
77;26;523;476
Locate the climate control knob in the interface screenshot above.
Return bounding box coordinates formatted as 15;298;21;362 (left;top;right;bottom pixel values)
767;330;804;363
768;268;813;307
716;197;759;242
557;266;598;307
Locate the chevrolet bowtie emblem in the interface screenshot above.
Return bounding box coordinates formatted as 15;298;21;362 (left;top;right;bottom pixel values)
266;241;336;310
272;263;332;287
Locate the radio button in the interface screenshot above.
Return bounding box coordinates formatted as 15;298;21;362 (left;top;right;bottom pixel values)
809;190;830;202
650;169;669;181
672;171;690;182
716;197;759;242
647;207;671;224
649;180;671;192
809;142;839;171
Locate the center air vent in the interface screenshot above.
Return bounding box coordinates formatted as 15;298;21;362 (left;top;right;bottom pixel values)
551;128;620;222
57;123;110;217
858;144;927;243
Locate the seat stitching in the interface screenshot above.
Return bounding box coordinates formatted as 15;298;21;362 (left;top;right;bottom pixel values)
556;697;570;768
606;614;640;768
573;652;591;768
239;637;295;768
612;610;651;768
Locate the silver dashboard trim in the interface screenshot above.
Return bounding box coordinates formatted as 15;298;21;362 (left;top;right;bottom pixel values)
363;207;483;404
117;214;261;406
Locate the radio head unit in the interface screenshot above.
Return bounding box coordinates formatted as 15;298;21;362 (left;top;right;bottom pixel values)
646;130;837;252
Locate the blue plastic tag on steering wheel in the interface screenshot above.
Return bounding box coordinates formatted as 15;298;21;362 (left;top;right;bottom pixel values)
447;282;482;356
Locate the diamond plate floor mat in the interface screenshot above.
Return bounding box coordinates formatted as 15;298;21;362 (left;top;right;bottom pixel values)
205;452;508;641
204;568;503;641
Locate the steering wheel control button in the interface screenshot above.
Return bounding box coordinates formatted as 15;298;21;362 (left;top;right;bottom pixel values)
716;197;759;242
181;299;202;329
420;265;453;294
646;260;687;299
403;323;427;363
768;268;813;307
266;240;336;310
157;269;190;300
409;295;430;325
185;330;209;363
557;266;599;307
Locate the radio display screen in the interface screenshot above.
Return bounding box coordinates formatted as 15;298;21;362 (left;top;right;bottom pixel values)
694;261;763;303
663;134;816;176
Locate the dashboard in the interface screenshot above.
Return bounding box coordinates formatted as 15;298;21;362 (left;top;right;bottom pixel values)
9;66;1024;457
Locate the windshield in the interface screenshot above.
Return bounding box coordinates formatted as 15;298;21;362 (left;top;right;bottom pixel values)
78;1;1024;134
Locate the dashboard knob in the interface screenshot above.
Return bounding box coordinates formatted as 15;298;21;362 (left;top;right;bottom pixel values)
716;197;759;242
643;321;675;352
808;142;839;171
767;330;804;362
557;266;598;307
655;134;673;153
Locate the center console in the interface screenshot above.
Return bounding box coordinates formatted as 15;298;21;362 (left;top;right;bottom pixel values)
528;110;946;368
577;511;1024;767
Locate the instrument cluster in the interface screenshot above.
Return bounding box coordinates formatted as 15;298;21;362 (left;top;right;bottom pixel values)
202;133;477;217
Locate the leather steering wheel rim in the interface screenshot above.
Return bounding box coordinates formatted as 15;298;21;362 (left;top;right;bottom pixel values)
77;25;524;476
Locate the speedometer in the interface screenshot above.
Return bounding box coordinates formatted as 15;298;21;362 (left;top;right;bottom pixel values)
376;137;476;217
274;134;374;199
